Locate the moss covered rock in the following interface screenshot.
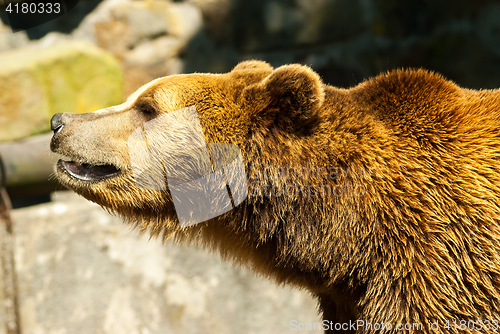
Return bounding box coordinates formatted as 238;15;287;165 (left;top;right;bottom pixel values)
0;40;122;142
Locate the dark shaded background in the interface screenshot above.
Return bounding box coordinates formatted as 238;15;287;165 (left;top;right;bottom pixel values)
184;0;500;88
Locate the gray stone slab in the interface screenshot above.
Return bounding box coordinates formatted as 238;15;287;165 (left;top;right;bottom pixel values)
9;192;322;334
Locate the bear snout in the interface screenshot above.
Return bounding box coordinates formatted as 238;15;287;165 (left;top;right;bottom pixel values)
50;113;64;133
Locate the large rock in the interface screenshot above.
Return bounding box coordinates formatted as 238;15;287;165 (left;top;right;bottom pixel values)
0;40;122;142
73;0;201;58
0;20;30;52
71;0;203;96
9;192;322;334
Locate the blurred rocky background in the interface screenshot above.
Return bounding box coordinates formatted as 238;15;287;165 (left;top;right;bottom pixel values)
0;0;499;333
2;0;500;97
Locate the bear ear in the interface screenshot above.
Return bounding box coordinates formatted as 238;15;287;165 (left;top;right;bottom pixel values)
243;64;325;133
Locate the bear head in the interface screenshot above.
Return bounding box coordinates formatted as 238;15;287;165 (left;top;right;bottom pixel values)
50;60;325;237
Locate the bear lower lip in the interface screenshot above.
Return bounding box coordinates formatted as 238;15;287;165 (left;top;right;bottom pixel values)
59;160;121;182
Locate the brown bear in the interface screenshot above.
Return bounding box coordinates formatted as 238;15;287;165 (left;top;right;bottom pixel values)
50;60;500;333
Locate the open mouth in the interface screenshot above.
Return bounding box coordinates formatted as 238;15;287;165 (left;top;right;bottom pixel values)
58;160;121;182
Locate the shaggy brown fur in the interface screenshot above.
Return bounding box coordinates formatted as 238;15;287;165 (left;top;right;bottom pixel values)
50;61;500;333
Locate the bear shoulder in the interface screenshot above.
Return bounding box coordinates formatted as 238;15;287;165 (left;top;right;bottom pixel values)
351;69;500;140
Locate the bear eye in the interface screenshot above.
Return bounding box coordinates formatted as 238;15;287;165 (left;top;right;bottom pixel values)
135;99;158;115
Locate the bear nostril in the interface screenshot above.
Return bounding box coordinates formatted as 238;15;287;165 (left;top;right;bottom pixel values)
50;113;64;133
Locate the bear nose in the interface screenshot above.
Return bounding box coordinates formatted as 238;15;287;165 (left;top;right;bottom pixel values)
50;113;64;133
